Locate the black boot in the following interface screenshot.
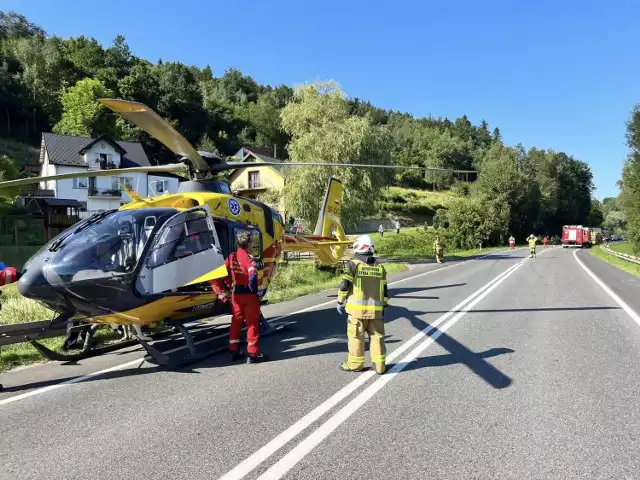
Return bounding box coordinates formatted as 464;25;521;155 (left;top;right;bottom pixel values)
246;353;268;364
230;350;245;361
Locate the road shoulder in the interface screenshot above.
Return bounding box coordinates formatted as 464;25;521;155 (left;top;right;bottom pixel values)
575;248;640;327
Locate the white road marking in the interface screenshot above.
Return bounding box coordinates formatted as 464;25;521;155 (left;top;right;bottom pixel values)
0;358;145;406
573;249;640;329
255;260;525;480
216;259;525;480
0;248;517;407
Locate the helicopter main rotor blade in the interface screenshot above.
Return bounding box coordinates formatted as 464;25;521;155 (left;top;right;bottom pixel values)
98;98;209;173
0;164;188;189
213;161;477;174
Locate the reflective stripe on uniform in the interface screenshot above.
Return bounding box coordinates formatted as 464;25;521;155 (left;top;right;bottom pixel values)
371;354;386;363
229;339;241;344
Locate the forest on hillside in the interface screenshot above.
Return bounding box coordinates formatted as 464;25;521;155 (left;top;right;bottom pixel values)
0;11;602;247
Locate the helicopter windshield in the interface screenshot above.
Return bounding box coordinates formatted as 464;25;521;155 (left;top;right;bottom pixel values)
46;208;178;284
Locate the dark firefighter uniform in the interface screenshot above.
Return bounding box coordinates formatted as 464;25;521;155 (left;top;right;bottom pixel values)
213;244;263;362
337;256;389;374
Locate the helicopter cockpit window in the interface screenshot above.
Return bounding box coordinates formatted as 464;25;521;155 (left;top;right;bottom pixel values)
147;209;215;269
48;209;175;283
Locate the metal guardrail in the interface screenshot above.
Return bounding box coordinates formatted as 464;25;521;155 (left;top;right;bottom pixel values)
601;245;640;265
0;321;71;347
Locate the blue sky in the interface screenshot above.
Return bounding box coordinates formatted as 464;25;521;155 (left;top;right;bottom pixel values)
5;0;640;199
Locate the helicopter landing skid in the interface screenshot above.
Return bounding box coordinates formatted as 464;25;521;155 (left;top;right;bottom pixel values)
28;337;140;363
138;314;295;368
27;327;175;363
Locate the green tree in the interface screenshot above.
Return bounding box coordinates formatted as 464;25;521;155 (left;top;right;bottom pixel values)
280;81;394;230
619;104;640;249
52;78;117;137
587;199;604;227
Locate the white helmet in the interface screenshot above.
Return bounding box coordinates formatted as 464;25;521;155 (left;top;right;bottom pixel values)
353;235;375;255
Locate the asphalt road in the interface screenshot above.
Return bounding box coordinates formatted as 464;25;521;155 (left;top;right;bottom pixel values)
1;246;639;480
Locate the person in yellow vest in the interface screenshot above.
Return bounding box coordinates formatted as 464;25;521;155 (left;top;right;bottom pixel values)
337;235;389;374
526;234;538;258
434;233;444;263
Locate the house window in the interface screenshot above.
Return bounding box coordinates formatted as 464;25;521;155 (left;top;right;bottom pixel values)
248;171;260;189
73;178;88;189
113;177;133;190
150;180;170;195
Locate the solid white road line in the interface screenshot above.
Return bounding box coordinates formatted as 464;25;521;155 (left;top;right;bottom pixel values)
216;259;525;480
255;260;525;480
0;358;145;406
573;249;640;329
0;248;517;408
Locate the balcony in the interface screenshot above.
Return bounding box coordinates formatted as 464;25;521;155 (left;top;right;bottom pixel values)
234;181;267;192
88;159;120;171
18;188;55;198
88;187;122;198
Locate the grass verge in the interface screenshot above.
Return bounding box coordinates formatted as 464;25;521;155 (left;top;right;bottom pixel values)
0;261;409;371
590;246;640;278
608;242;637;256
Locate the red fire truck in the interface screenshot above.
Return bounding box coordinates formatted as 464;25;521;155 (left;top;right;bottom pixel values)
562;225;591;248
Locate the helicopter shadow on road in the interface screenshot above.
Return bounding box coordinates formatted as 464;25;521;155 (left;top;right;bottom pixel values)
384;303;514;389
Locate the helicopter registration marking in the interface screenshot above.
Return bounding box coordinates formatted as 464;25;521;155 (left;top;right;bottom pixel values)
228;198;241;216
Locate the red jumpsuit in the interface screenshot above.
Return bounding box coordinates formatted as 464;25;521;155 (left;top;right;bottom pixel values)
0;266;18;286
212;249;261;356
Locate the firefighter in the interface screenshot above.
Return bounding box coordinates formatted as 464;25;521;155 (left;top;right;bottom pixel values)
337;235;389;374
434;233;444;263
214;231;266;364
526;234;538;258
508;235;515;249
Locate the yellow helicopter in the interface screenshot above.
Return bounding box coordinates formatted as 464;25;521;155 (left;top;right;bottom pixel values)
0;98;475;367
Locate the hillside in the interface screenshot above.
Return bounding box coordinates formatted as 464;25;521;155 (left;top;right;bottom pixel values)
375;186;458;225
0;137;39;170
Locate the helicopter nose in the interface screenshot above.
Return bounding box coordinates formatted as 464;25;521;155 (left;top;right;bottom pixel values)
17;263;53;301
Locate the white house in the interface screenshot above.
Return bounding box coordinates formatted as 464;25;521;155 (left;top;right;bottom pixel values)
38;132;181;214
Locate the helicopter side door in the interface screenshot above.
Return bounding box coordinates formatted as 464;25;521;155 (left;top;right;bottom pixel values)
136;206;227;295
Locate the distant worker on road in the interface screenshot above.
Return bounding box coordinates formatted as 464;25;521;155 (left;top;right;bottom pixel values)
543;236;549;248
526;234;538;258
509;235;515;250
434;233;445;263
336;235;388;375
378;224;384;238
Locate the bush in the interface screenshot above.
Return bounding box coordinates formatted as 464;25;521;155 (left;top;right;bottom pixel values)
432;208;449;228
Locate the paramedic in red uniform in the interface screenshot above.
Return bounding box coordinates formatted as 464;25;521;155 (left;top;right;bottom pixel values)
212;231;267;364
0;264;20;390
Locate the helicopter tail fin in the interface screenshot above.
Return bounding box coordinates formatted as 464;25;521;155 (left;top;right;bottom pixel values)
283;177;352;266
314;177;346;241
121;184;142;203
